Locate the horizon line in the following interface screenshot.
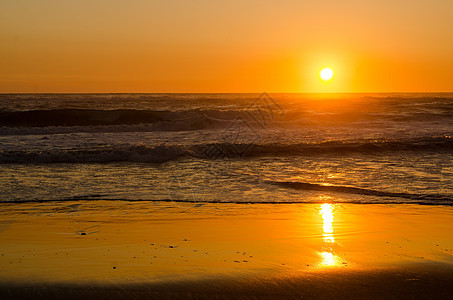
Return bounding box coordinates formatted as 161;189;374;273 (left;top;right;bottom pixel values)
1;91;453;94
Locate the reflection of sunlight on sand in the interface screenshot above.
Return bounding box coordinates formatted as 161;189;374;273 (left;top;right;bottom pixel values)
319;203;342;267
320;251;341;266
320;203;334;243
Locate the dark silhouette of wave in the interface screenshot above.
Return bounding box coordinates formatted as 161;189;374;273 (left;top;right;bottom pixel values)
0;109;256;128
1;106;453;129
267;180;453;203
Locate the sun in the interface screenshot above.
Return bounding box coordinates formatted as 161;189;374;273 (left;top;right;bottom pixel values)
320;68;334;81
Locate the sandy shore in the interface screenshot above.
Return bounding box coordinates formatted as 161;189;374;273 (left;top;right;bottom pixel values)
1;201;453;298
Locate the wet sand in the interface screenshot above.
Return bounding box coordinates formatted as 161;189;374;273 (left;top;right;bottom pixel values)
1;201;453;299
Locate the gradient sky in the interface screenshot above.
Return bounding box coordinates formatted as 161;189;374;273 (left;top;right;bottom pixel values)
1;0;452;92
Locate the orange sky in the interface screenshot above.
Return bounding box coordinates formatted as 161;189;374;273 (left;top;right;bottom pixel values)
1;0;452;93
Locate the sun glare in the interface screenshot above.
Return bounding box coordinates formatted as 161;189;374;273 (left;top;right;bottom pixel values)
320;68;334;81
320;203;334;243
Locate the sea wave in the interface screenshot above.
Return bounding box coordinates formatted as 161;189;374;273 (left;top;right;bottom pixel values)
0;144;189;163
266;180;453;203
0;109;266;128
1;106;452;131
0;137;451;164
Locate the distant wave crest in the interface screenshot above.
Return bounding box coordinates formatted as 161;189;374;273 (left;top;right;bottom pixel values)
1;106;453;133
0;109;259;129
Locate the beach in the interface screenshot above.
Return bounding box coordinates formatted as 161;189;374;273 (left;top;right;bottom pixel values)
1;201;453;298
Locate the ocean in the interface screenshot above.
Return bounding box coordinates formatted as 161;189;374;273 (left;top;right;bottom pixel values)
0;93;452;205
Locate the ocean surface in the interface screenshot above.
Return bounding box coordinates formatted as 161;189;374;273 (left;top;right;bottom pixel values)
0;93;452;205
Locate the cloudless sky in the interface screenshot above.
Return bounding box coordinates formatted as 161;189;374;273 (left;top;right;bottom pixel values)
1;0;452;92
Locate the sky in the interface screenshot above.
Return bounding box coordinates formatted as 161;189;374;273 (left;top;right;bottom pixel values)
1;0;453;93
